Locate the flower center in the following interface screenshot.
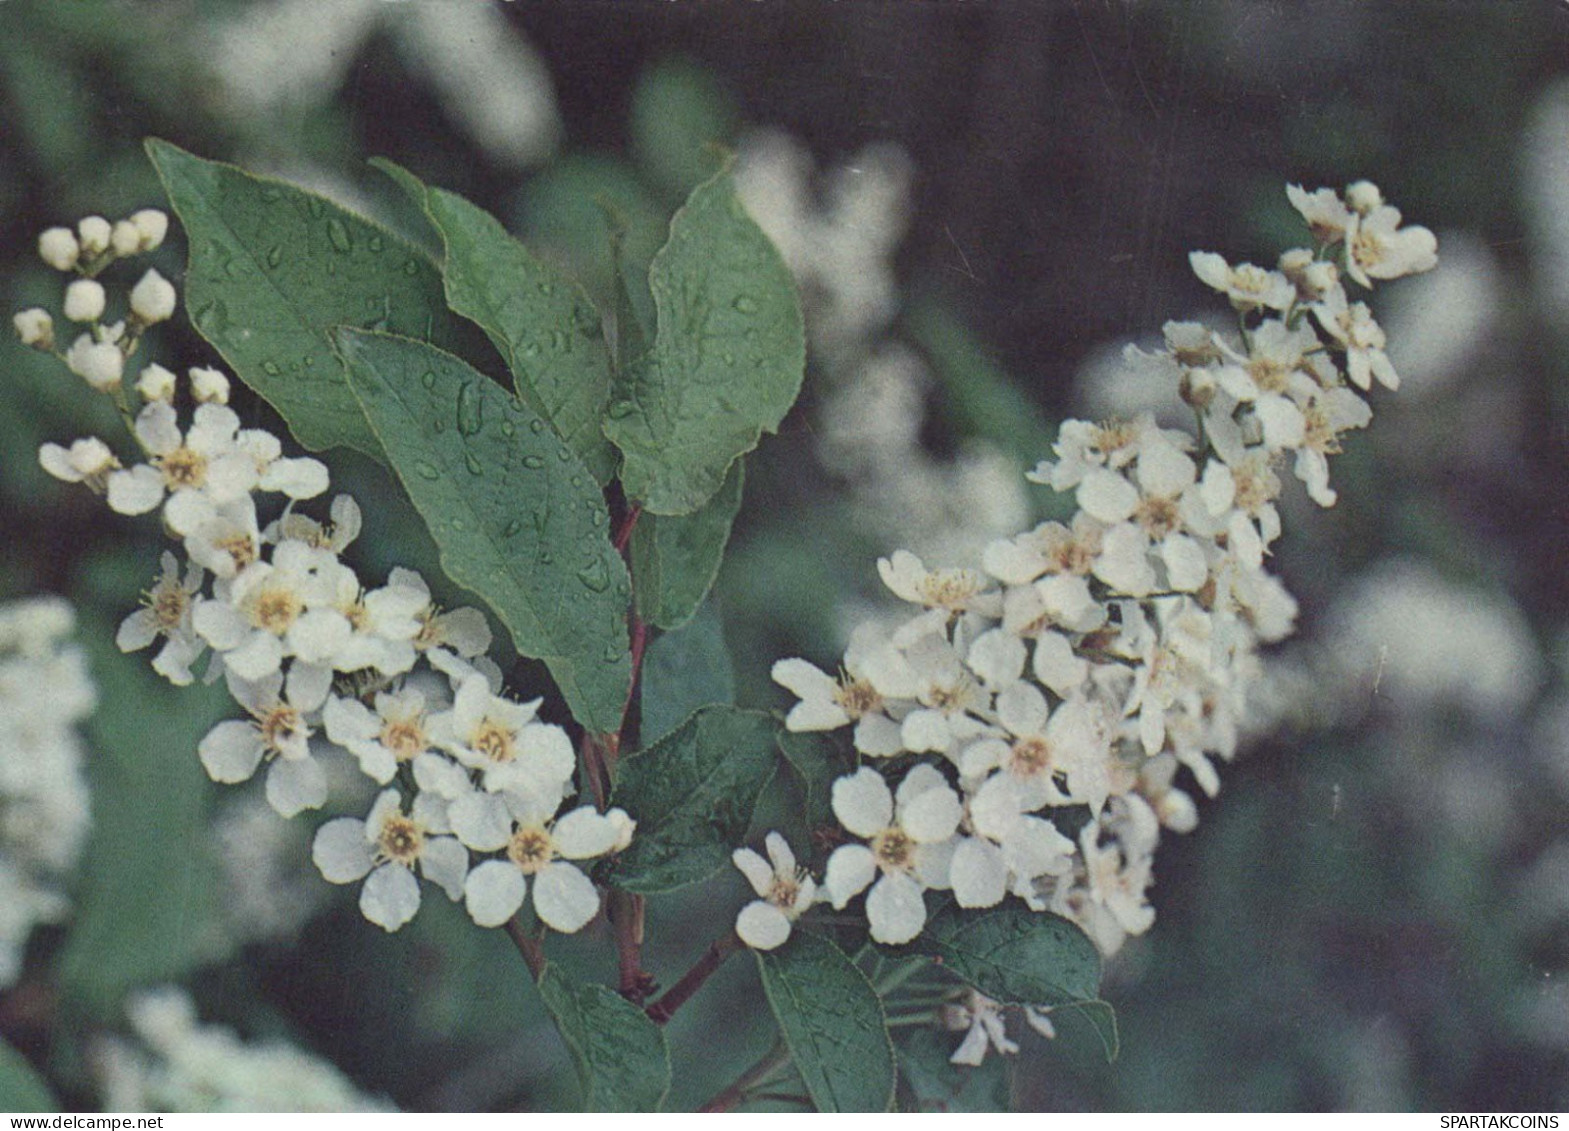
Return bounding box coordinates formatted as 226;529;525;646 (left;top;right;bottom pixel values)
1093;421;1137;457
920;570;983;612
1302;403;1341;454
258;703;303;755
1008;736;1052;778
250;586;303;635
148;582;188;630
1247;357;1291;394
216;533;258;572
377;814;424;865
769;876;802;910
870;827;915;872
507;827;555;874
379;717;427;763
159;446;208;490
834;677;882;719
472;719;515;763
1136;496;1182;540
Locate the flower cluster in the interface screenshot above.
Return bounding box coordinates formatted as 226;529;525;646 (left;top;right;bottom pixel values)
770;181;1437;954
92;986;393;1112
23;213;633;935
0;598;94;987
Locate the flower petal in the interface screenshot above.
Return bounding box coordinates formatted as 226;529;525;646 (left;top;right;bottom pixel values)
865;872;927;944
360;863;421;932
533;861;601;933
736;902;793;950
464;860;526;928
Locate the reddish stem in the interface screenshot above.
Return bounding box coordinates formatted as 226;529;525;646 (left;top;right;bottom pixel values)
645;931;742;1025
503;918;545;981
612;503;643;553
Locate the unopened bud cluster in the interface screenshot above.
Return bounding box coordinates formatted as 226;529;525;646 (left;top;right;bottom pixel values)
16;209;177;392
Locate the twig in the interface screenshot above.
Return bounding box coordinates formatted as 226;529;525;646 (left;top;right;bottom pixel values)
503;917;545;981
645;931;742;1024
611;890;655;1003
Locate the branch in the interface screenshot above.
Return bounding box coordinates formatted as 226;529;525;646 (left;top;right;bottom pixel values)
503;917;545;981
645;930;742;1024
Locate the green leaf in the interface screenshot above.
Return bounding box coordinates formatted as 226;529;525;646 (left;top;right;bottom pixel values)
0;1040;57;1112
639;599;734;746
537;963;671;1112
754;931;896;1112
145;139;470;461
897;1026;1011;1113
60;631;231;1017
376;160;617;483
905;904;1102;1010
335;328;630;733
602;705;778;893
776;730;852;840
603;168;805;516
631;459;744;630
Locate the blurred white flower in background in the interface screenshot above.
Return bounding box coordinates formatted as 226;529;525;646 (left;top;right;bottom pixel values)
1323;558;1542;721
92;986;393;1112
0;597;94;988
211;0;561;170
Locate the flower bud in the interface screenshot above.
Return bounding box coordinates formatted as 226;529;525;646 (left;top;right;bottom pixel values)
136;363;178;403
1179;367;1217;410
13;308;54;350
63;279;107;323
65;334;123;391
1303;261;1339;297
77;216;112;256
111;220;143;257
189;366;231;405
130;209;169;251
1345;181;1383;215
39;437;118;486
130;269;177;323
38;227;80;272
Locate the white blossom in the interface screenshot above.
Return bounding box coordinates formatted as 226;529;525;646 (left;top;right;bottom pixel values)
733;832;817;950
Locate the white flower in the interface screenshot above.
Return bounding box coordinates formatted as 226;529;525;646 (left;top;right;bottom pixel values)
1188;252;1295;312
461;795;619;932
63;279;106;323
39;437;118;490
1286;184;1354;244
129;270;177;324
771;624;917;756
429;673;574;796
65;334;123;391
181;496;262;580
942;991;1018;1065
898;634;992;756
312;789;468;932
105;402;259;529
13;308;53;349
38;227;80;272
323;687;439;784
116;551;206;685
192;540;350;681
197;664;333;817
959;682;1111;814
949;771;1075;908
1345;201;1438;287
1314;288;1399;391
823;765;960;944
733;831;817;950
877;550;1001;619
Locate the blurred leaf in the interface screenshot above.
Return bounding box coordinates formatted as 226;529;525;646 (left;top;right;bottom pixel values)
60;632;231;1017
0;1040;56;1113
602;705;778;893
376;160;616;483
896;1026;1010;1112
146;139;467;462
516;154;667;335
631;460;744;630
630;58;739;201
903;296;1055;475
336;328;630;734
538;963;671;1112
604;169;805;516
639;599;735;746
754;931;896;1112
902;904;1102;1013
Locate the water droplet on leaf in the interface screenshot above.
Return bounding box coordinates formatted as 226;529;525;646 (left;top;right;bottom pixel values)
456;382;484;436
421;371;437;390
414;461;441;480
577;557;611;593
522;455;545;469
732;295;758;314
464;453;484;476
